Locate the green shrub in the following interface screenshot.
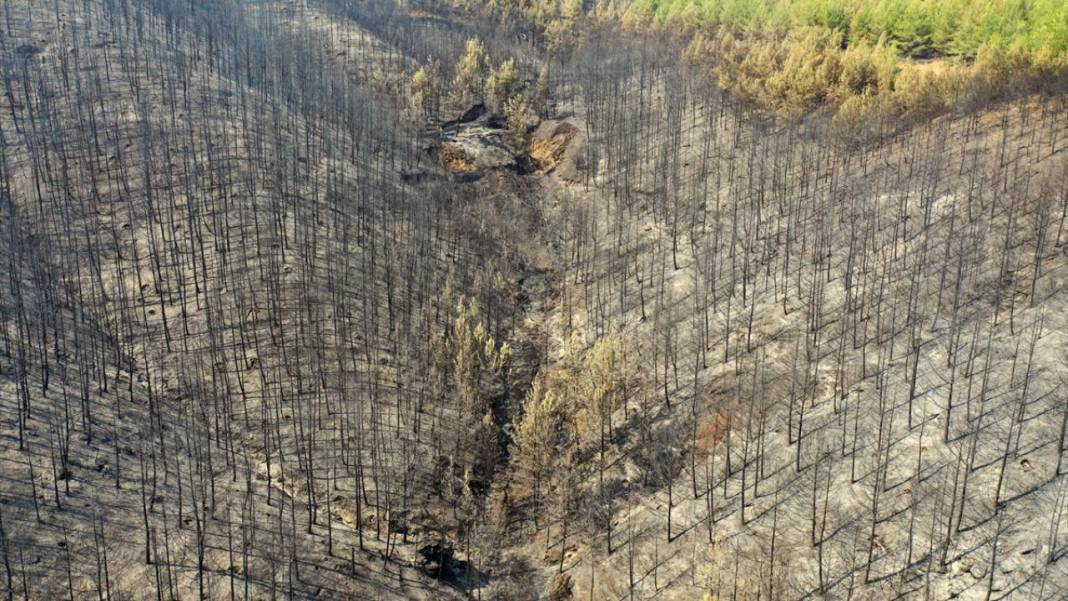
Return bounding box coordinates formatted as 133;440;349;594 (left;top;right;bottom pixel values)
450;38;491;107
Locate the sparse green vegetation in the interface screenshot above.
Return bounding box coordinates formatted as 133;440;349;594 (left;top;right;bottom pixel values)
450;38;491;107
410;58;443;115
488;58;521;109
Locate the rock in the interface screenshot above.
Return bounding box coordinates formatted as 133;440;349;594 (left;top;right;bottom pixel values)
419;542;461;579
16;44;41;58
439;123;517;172
333;504;360;529
547;573;574;601
452;103;487;125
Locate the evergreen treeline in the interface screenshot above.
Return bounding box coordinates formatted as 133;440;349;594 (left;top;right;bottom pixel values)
636;0;1068;58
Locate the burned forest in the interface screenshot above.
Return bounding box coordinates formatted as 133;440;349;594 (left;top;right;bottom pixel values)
1;0;1067;600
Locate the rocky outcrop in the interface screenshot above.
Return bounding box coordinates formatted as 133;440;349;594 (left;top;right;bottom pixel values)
437;105;517;173
434;105;585;182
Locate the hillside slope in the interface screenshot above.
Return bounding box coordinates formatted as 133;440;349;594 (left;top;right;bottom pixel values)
0;0;529;598
515;46;1068;600
1;1;1067;601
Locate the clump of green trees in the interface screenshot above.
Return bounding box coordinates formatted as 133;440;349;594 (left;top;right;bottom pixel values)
620;0;1068;127
635;0;1068;59
409;37;545;147
685;24;1066;125
444;0;1068;125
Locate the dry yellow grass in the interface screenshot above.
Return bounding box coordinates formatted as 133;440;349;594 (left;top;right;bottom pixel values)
439;145;477;172
530;122;578;171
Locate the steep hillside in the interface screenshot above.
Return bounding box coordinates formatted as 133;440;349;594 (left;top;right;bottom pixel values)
512;42;1068;600
1;1;1067;601
0;0;537;598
